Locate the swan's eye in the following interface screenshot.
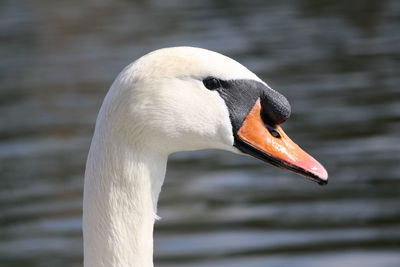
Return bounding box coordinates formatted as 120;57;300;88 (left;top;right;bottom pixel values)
203;77;221;90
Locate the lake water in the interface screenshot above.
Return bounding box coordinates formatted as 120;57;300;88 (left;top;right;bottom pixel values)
0;0;399;266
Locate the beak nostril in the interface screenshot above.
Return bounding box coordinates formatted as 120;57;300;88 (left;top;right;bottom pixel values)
260;105;283;139
270;128;281;138
264;122;281;138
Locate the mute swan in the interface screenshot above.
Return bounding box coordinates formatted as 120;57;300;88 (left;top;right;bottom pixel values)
83;46;328;267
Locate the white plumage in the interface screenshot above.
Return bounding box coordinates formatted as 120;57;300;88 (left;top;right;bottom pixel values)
83;46;327;267
84;47;261;267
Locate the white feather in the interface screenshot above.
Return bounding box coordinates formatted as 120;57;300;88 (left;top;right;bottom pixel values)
83;47;262;267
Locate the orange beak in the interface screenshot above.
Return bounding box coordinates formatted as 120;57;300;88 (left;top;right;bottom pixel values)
236;99;328;184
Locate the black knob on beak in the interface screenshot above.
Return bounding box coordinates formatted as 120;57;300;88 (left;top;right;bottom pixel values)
260;88;291;126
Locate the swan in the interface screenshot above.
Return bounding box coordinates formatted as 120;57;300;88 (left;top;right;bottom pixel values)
83;46;328;267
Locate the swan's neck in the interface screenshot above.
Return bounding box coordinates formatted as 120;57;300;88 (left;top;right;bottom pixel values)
83;125;167;267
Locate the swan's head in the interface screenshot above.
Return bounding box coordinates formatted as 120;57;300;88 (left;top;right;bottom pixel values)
102;47;328;184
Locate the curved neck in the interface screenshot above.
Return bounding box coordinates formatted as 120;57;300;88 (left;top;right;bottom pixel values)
83;125;167;267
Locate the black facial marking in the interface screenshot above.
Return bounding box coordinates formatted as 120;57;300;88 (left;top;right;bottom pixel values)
213;79;291;133
260;89;291;125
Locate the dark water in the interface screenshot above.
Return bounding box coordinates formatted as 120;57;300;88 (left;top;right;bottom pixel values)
1;0;399;266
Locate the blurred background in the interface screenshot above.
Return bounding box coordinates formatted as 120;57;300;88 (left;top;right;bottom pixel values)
1;0;399;266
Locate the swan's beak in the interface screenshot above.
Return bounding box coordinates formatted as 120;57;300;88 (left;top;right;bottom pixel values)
234;99;328;185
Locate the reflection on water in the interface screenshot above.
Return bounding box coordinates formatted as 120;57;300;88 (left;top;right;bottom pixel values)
0;0;399;266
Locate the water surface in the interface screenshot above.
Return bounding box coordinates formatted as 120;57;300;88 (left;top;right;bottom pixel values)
0;0;399;266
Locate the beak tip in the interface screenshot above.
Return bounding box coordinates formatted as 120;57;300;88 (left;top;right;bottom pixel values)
314;165;328;185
